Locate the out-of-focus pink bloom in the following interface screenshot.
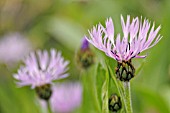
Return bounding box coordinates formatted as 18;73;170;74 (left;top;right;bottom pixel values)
85;15;162;62
50;82;82;113
0;32;32;65
13;49;69;88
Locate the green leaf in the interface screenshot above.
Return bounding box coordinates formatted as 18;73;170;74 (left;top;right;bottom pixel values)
101;66;109;113
96;63;106;109
80;65;101;113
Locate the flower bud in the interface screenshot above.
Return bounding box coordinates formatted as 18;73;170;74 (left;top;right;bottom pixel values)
35;84;52;101
76;37;94;69
115;60;135;81
109;94;122;112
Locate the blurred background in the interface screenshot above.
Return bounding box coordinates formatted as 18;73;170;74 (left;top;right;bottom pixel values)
0;0;170;113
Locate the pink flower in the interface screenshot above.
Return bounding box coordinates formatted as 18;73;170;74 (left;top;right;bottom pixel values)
85;15;162;62
50;82;82;113
0;32;31;65
13;49;69;88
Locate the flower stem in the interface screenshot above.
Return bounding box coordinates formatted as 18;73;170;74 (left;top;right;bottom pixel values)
123;82;133;113
47;100;53;113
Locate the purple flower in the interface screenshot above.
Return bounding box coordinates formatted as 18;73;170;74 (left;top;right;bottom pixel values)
81;37;89;50
0;32;32;65
85;15;162;62
13;49;69;88
50;82;82;113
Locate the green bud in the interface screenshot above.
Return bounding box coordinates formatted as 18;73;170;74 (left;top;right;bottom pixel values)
109;94;122;112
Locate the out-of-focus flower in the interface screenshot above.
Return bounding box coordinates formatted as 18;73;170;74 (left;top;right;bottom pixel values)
50;82;82;113
0;32;32;65
85;15;162;81
13;49;69;89
76;37;94;69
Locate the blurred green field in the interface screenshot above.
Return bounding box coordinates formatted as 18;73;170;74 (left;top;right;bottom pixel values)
0;0;170;113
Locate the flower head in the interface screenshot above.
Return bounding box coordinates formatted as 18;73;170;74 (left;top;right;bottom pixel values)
0;32;32;65
13;49;69;88
85;15;162;62
50;82;82;113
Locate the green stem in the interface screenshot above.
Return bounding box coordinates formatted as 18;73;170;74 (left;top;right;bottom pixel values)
123;82;133;113
47;100;53;113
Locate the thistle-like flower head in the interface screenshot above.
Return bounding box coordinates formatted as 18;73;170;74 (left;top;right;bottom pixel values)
14;49;69;88
85;15;162;62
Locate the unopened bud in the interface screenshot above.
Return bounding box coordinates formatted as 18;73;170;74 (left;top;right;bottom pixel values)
76;37;94;69
109;94;122;112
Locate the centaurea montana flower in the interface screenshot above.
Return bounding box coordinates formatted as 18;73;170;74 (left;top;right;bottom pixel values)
14;49;69;89
85;15;162;81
